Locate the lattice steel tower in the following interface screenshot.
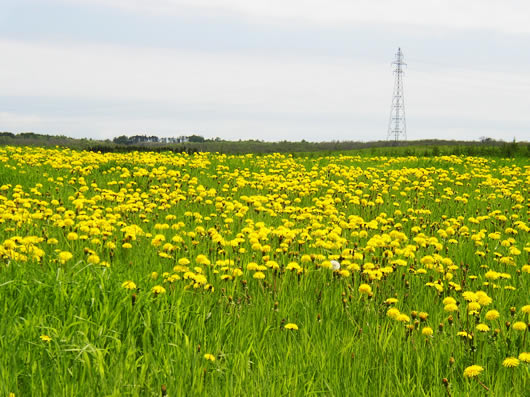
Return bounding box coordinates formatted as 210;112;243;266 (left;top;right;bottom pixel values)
387;48;406;143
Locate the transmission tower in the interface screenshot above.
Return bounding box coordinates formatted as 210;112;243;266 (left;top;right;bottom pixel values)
387;47;407;143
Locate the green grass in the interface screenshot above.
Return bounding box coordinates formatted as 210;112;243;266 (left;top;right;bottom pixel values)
0;146;528;396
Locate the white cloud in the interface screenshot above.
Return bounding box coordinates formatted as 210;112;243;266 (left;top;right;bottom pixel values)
0;39;389;112
57;0;530;34
1;38;529;141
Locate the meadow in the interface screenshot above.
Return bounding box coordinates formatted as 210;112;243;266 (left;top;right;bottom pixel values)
0;146;528;396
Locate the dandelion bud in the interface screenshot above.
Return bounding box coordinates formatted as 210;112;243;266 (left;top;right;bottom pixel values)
317;313;321;321
439;323;444;332
449;357;455;366
505;321;511;330
411;311;418;319
131;293;136;306
442;378;449;386
197;344;201;352
510;307;516;316
161;385;167;396
448;315;453;325
494;328;500;335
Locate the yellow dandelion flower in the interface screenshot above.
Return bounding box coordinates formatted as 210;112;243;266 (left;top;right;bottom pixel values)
485;310;500;321
521;305;530;314
462;291;478;302
422;327;433;336
66;232;78;241
444;303;459;312
284;323;299;330
475;291;492;306
178;258;190;266
358;284;372;295
443;297;456;305
476;324;490;332
457;331;473;340
151;285;166;294
384;298;398;305
502;357;519;368
121;280;136;290
512;321;526;331
58;251;73;264
253;271;265;280
518;352;530;363
40;334;52;342
396;314;410;323
463;365;483;378
204;353;216;362
387;308;400;319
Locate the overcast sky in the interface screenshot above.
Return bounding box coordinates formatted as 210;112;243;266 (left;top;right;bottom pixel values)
1;0;529;142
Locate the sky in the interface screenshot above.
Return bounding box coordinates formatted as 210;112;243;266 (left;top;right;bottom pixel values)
1;0;530;142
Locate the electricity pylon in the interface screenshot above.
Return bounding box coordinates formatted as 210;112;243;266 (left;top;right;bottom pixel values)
387;48;406;143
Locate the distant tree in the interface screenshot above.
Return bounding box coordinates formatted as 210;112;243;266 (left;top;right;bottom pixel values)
480;136;494;144
113;135;130;145
188;135;205;143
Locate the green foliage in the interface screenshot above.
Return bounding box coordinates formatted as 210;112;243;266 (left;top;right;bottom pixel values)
0;146;528;395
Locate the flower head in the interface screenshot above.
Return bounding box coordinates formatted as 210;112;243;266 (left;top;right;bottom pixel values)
444;303;459;312
422;327;433;336
443;297;456;306
151;285;166;294
58;251;73;264
463;365;483;378
387;308;400;320
476;323;490;332
253;271;265;280
284;323;299;330
40;334;52;342
485;310;500;321
512;321;527;331
121;280;136;290
518;352;530;363
396;314;410;323
502;357;519;368
204;353;216;362
358;283;372;295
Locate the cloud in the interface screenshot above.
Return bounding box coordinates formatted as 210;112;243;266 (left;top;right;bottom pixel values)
56;0;530;34
1;34;529;141
0;38;389;111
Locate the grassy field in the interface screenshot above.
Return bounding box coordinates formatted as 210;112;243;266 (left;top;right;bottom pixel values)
0;146;528;396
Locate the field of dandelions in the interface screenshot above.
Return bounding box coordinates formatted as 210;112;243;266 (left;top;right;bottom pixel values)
0;146;528;396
